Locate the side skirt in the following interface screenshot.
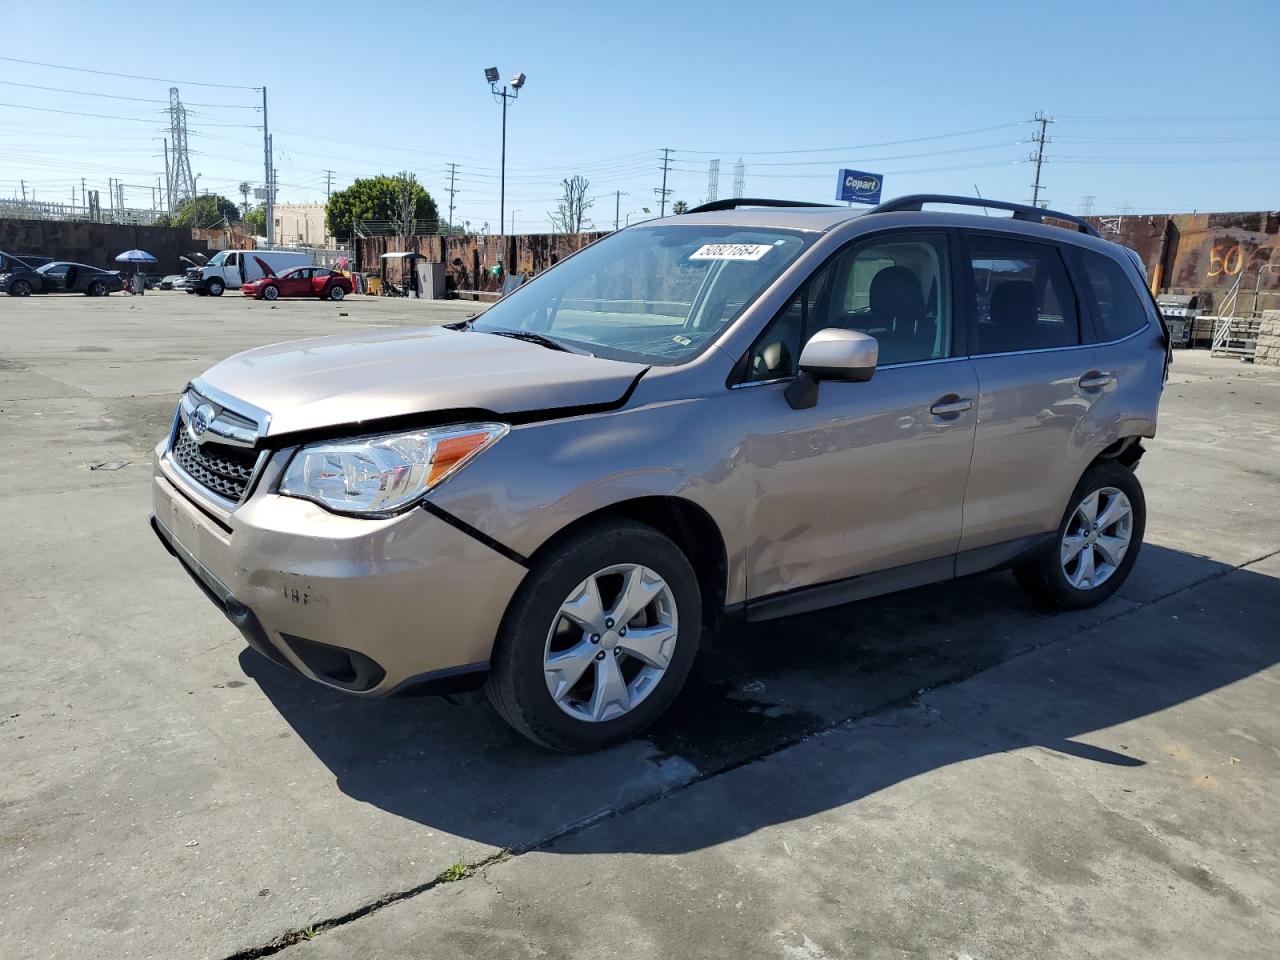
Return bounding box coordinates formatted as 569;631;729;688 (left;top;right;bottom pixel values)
744;533;1054;623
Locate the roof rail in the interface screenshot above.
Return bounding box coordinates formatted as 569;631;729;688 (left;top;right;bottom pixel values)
868;194;1099;237
686;198;836;214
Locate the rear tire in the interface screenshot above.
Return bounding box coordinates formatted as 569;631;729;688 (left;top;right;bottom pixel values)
486;520;701;752
1014;460;1145;610
328;285;345;301
87;280;107;297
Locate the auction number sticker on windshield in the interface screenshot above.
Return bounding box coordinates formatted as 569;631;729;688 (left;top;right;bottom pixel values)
689;243;774;261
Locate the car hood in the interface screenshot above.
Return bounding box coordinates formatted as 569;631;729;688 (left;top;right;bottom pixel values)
197;326;648;437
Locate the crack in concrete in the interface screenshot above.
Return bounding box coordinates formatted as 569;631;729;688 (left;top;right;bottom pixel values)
215;544;1280;959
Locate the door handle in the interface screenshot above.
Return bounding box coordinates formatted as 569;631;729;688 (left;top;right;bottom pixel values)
929;396;973;417
1078;370;1114;390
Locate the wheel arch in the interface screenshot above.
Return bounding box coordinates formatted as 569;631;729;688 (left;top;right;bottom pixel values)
524;495;729;631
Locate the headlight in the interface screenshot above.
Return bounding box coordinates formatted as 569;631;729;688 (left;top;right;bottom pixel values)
279;422;508;515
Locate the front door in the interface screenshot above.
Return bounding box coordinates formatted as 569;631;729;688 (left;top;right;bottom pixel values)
223;252;244;288
281;268;312;297
737;231;979;603
956;231;1103;565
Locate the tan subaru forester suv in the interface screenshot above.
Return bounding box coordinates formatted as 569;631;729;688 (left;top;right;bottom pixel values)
151;195;1169;751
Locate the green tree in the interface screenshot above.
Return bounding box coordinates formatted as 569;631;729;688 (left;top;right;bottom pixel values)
326;174;439;240
172;194;240;228
672;200;689;215
243;206;267;236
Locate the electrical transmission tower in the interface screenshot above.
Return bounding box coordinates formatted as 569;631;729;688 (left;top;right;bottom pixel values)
705;159;720;204
168;88;197;209
1079;195;1095;216
732;158;745;198
1027;111;1053;208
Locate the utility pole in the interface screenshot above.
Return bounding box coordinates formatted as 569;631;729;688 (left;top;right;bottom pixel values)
162;139;171;213
1028;111;1053;208
446;162;458;234
81;177;86;210
324;169;335;202
267;133;275;246
656;147;673;217
510;209;518;234
615;190;621;230
262;86;273;245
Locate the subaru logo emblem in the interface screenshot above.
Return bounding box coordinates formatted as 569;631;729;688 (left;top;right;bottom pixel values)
189;403;216;443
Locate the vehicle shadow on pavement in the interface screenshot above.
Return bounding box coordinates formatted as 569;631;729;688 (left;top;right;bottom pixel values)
241;543;1280;855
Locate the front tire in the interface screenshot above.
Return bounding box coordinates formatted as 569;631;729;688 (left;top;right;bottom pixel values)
486;520;702;752
9;279;32;297
1014;460;1146;610
262;284;279;301
207;279;225;297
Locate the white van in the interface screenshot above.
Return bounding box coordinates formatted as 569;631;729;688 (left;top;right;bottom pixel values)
187;250;310;296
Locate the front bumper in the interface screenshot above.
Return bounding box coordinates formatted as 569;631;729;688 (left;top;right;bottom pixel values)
151;451;528;695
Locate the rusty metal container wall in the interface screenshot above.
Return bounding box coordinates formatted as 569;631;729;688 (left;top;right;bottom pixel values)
356;231;609;295
1087;211;1280;314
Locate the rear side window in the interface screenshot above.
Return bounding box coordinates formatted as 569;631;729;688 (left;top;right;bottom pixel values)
965;235;1080;354
1071;249;1150;342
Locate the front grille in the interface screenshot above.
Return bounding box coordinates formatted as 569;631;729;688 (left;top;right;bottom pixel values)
172;429;259;502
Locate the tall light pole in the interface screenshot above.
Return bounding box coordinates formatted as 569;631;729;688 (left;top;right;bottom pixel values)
485;67;526;263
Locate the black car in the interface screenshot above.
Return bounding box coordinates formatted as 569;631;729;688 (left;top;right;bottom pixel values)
1;260;124;297
0;250;52;273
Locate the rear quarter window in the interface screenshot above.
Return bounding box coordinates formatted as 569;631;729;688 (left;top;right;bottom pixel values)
1071;249;1150;342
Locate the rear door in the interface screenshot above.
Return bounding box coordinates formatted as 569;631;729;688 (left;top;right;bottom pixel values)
956;231;1105;567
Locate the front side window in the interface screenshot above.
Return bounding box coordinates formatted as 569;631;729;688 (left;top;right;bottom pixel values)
1070;248;1150;342
471;226;814;364
744;233;952;381
965;235;1079;354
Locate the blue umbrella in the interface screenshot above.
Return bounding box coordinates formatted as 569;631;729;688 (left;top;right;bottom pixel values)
115;249;158;264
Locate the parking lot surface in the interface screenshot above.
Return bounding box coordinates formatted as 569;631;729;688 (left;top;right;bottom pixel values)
2;292;1278;959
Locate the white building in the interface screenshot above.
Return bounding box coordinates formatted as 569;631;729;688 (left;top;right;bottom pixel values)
272;202;329;246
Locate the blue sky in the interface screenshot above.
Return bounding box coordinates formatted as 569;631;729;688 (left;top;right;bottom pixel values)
2;0;1278;230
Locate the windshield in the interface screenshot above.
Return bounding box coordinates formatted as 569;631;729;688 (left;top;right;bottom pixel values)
471;225;813;363
207;251;227;266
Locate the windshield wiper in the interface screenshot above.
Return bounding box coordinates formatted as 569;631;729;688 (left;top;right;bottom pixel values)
488;329;572;353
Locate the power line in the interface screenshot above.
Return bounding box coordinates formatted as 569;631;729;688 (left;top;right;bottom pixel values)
0;55;261;90
678;121;1026;156
0;101;161;123
0;79;258;108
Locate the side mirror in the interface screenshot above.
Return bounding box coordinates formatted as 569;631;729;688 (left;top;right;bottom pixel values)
784;328;878;410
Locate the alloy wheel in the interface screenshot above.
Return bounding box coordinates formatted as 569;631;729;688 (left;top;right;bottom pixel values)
1061;486;1133;590
543;563;678;723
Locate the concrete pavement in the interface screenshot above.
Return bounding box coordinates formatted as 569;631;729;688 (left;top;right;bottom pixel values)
1;292;1277;959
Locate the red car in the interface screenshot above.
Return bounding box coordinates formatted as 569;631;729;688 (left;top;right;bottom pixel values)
242;257;353;301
